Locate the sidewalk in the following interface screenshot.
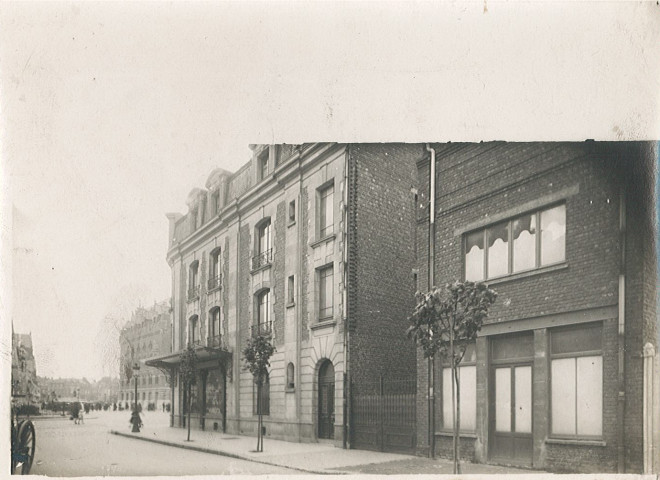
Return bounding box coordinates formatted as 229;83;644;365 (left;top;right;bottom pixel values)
109;421;535;475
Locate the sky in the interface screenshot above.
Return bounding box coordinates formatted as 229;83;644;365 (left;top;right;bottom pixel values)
1;1;659;381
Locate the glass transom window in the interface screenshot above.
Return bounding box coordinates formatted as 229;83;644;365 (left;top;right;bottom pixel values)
464;204;566;281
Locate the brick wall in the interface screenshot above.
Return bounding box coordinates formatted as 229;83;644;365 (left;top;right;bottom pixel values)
347;143;422;384
414;142;656;472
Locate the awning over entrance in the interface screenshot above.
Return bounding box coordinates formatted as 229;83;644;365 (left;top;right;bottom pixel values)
145;344;233;377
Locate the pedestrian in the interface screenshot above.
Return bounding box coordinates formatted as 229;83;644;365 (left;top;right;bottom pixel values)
129;410;142;432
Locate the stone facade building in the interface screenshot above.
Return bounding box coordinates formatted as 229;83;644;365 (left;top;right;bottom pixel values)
148;144;420;447
414;142;659;473
119;301;172;409
11;330;39;406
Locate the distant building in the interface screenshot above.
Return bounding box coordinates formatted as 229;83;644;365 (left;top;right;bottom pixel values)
119;301;172;409
39;377;93;403
11;329;39;405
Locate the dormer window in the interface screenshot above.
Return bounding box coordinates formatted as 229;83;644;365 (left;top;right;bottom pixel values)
258;148;270;180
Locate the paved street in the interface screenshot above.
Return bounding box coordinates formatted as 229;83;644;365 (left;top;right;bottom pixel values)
30;411;301;476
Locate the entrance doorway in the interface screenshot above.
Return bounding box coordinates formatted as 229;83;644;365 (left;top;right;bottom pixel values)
489;333;534;466
318;360;335;439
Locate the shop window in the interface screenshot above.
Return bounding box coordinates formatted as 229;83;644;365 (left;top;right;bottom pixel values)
253;372;270;415
550;323;603;438
318;264;333;320
464;204;566;281
441;343;476;432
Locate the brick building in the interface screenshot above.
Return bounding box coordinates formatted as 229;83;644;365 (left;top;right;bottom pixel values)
148;144;420;449
414;142;659;473
119;301;172;410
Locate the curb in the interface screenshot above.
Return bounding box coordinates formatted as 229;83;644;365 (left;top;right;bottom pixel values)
109;430;345;475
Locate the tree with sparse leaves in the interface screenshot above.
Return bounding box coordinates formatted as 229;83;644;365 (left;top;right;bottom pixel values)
242;333;275;453
179;344;198;442
407;281;497;474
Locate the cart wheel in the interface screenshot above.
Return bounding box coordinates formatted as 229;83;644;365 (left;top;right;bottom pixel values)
16;420;36;474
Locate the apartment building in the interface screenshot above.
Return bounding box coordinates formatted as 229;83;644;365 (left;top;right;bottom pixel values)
147;143;420;449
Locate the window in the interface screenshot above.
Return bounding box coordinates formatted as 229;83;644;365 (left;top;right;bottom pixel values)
209;307;221;346
188;261;200;300
441;343;476;432
319;183;334;238
188;316;198;345
253;290;271;336
286;363;295;390
253;220;272;270
209;248;222;290
287;275;295;305
258;148;269;180
550;323;603;438
465;204;566;281
191;207;198;231
253;372;270;415
212;190;220;216
318;265;334;319
288;200;296;224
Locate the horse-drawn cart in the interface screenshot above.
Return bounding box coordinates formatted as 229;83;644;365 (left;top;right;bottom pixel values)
10;401;36;475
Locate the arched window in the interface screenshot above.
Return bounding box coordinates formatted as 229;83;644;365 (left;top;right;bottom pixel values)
253;290;271;336
209;248;222;290
253;219;272;269
253;371;270;416
286;363;295;390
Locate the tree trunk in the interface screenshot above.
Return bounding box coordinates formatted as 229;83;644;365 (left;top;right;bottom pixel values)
256;381;262;452
187;383;192;442
454;364;462;474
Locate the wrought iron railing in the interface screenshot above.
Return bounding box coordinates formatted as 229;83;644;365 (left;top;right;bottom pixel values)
252;248;273;270
187;338;201;347
207;275;222;291
250;321;272;338
207;334;222;348
187;285;200;301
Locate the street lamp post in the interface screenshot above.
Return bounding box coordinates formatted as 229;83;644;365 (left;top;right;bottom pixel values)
132;363;140;433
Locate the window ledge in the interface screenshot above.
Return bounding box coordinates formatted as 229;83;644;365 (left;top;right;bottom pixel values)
206;287;221;294
287;220;296;228
485;262;568;286
310;233;336;249
311;319;336;330
250;263;272;275
286;301;295;309
285;387;295;393
545;438;606;447
435;431;477;439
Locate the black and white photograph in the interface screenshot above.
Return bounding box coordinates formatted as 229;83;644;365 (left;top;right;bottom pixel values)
2;1;659;478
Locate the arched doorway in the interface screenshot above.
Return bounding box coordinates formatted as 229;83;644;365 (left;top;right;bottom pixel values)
318;360;335;439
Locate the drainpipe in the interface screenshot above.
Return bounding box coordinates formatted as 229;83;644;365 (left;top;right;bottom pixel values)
425;143;436;458
343;146;351;449
296;150;303;443
617;188;626;473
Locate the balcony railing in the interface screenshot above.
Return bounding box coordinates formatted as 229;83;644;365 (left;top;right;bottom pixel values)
207;334;222;348
207;275;222;291
252;248;273;270
187;285;200;302
250;321;273;338
187;338;201;347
